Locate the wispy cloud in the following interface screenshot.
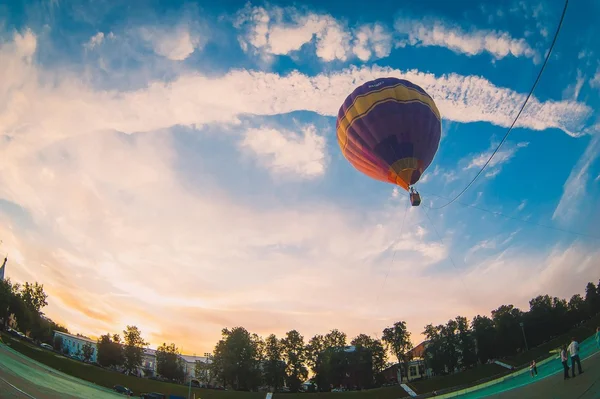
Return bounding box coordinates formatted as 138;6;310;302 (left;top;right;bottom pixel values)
553;133;600;223
517;200;527;212
562;70;585;101
239;124;327;179
463;142;529;178
84;32;115;50
591;67;600;89
394;17;537;61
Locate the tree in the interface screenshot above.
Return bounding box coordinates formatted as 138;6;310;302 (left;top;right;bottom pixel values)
82;342;95;363
53;335;64;352
423;324;445;375
382;321;412;382
471;315;496;364
324;329;347;348
210;327;262;390
281;330;308;392
305;334;326;375
585;282;599;317
122;325;148;375
156;343;185;382
437;320;459;374
455;317;477;369
195;359;213;386
96;333;124;368
0;279;13;329
20;282;48;313
491;305;523;357
568;294;587;325
351;334;387;376
263;334;286;391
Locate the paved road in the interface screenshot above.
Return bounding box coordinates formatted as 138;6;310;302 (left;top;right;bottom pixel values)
444;335;600;399
0;344;122;399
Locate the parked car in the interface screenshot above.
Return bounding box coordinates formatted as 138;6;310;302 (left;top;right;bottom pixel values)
113;385;133;396
40;343;53;351
140;393;165;399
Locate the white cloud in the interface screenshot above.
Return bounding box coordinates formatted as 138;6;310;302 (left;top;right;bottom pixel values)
562;70;585;101
235;5;351;62
394;17;537;61
464;142;529;178
239;124;327;179
352;23;392;62
517;200;527;212
553;133;600;222
1;23;599;354
235;5;396;63
591;68;600;89
85;32;105;49
139;24;205;61
0;30;592;166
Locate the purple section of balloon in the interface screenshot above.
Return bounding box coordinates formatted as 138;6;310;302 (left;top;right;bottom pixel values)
339;77;441;185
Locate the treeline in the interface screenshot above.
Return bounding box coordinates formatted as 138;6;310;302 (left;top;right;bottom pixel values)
422;280;600;376
2;276;599;393
0;278;68;342
201;280;600;392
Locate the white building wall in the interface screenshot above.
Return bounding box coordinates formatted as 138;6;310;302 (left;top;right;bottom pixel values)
54;331;98;363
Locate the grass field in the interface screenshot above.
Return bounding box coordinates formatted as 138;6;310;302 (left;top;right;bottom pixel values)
0;334;406;399
2;313;599;398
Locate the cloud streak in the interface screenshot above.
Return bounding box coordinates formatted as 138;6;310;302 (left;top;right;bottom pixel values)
394;17;537;61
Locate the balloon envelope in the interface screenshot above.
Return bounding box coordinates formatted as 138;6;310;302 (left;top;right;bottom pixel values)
336;77;441;191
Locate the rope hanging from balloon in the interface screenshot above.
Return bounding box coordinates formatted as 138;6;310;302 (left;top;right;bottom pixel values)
427;0;569;210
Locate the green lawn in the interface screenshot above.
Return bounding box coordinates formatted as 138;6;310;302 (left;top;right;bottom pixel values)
0;333;406;399
3;313;599;398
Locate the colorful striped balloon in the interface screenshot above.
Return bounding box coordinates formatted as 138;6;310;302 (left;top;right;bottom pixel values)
336;77;441;191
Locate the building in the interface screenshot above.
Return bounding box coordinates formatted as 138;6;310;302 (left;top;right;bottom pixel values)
0;257;6;281
180;354;212;384
52;330;211;382
379;341;431;384
53;331;98;363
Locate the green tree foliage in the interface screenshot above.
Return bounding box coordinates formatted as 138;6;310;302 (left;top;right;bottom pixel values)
471;315;496;364
96;333;124;368
324;329;347;348
263;334;286;391
210;327;262;391
305;334;326;375
456;316;477;369
491;304;524;357
585;282;599;316
382;321;412;381
156;343;185;383
281;330;308;392
20;282;48;313
53;335;63;352
350;334;387;375
82;342;95;362
0;279;12;328
122;325;148;375
195;359;213;386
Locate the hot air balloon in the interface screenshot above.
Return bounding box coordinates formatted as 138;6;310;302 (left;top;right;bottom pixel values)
336;77;441;206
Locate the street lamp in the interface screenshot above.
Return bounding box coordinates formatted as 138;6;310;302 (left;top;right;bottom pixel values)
519;322;529;351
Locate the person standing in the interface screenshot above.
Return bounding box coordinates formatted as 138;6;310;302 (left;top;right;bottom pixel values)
560;345;570;380
529;360;538;377
568;337;583;377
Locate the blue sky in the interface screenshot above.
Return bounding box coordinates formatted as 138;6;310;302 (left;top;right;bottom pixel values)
1;0;599;353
